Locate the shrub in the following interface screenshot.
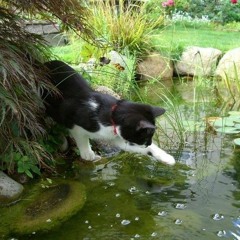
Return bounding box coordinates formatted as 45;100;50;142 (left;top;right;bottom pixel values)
186;0;240;24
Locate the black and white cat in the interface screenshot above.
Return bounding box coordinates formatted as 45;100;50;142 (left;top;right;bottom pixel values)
43;60;175;165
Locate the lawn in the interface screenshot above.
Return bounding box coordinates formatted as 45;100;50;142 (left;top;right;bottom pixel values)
151;24;240;59
52;23;240;64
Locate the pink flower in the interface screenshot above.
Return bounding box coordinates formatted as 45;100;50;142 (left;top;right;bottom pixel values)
231;0;238;3
162;0;175;8
162;2;167;7
167;0;175;6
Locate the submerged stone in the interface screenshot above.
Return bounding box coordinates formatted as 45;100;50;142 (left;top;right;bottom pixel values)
0;179;86;237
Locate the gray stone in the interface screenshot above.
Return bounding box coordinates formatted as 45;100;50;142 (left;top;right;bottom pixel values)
95;86;121;99
175;46;222;77
25;24;43;34
215;47;240;80
0;171;24;203
137;52;173;80
108;50;128;70
42;24;60;34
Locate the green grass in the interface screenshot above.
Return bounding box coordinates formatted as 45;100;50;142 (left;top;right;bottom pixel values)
151;24;240;59
53;23;240;64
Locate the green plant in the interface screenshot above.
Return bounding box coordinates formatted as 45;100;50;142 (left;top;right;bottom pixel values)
86;54;137;98
87;0;164;55
40;123;68;154
184;0;240;24
0;0;98;176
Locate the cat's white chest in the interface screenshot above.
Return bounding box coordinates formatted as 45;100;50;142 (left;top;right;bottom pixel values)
71;124;120;140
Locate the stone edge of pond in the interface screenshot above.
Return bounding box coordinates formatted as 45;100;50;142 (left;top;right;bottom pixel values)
1;179;86;238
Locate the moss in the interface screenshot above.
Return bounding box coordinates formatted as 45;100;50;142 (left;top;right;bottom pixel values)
0;179;86;237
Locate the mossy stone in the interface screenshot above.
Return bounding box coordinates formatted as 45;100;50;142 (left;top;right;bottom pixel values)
1;179;86;237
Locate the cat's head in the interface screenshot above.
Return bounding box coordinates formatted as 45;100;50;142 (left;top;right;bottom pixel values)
116;102;165;147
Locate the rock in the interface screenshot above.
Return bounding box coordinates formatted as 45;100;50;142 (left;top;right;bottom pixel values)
0;179;86;236
108;50;128;70
0;171;24;204
95;85;121;99
175;46;222;77
137;52;173;80
25;24;44;35
215;47;240;80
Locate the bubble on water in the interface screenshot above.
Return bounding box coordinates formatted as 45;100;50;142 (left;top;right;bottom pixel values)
158;211;167;216
212;213;224;221
88;226;92;229
129;186;138;193
145;191;150;195
121;219;131;225
85;220;89;224
175;203;186;210
115;193;120;197
108;182;115;186
151;232;157;237
116;213;121;218
97;213;101;216
175;219;183;225
217;230;226;237
135;217;139;221
134;234;140;238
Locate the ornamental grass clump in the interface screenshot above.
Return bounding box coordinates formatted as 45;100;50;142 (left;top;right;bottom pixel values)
88;0;164;55
0;0;96;176
0;7;54;175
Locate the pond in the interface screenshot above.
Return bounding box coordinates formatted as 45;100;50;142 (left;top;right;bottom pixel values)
10;127;240;239
5;81;240;240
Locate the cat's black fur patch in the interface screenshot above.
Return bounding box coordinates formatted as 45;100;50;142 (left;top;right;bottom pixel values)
43;60;165;147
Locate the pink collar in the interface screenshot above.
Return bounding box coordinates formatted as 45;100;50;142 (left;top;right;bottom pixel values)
111;104;118;135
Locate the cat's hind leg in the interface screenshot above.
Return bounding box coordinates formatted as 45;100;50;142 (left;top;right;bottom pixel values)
69;125;101;161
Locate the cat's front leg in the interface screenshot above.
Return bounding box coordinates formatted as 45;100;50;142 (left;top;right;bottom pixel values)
146;143;175;165
69;126;101;161
115;139;175;165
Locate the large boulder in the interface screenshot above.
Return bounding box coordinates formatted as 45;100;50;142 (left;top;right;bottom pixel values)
137;52;173;80
215;47;240;80
175;46;222;77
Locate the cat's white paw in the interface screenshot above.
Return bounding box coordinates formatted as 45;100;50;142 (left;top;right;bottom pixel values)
148;144;176;165
158;153;176;165
81;150;101;161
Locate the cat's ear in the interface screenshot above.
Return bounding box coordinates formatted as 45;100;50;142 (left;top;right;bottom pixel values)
152;106;166;118
137;120;155;131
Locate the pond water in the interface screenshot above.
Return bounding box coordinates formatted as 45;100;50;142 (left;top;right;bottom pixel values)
7;81;240;240
12;131;240;240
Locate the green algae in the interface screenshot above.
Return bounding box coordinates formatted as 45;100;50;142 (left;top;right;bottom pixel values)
0;179;86;238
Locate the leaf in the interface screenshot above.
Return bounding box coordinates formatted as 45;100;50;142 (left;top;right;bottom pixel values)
212;118;235;128
215;127;240;134
233;138;240;146
31;165;41;175
25;170;33;178
228;111;240;116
